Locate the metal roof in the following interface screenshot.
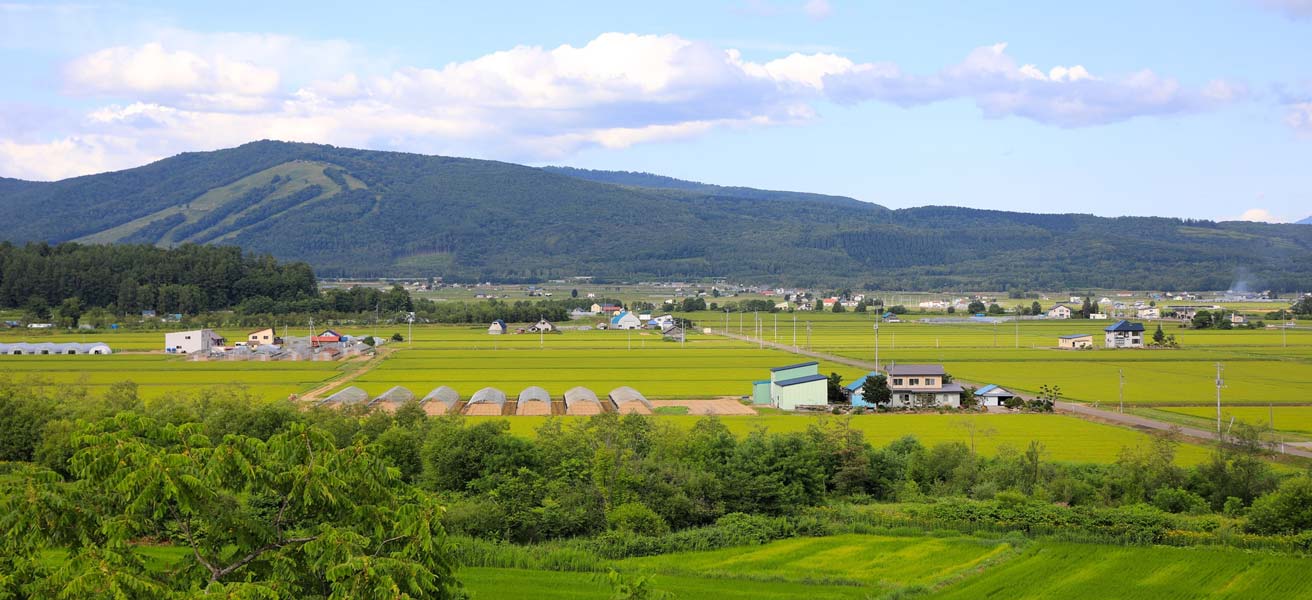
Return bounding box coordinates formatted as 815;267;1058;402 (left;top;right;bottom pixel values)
769;361;819;372
1058;334;1093;339
1105;320;1146;332
775;373;828;387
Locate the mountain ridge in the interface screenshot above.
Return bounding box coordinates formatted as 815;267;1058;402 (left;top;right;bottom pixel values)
1;141;1310;290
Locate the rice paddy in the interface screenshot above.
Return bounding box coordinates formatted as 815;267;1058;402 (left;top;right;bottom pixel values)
709;312;1312;406
465;414;1219;465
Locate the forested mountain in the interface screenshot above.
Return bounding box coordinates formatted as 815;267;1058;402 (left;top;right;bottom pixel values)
2;140;1311;291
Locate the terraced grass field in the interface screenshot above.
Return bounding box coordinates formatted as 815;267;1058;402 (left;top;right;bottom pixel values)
700;312;1312;406
926;541;1312;599
458;567;869;600
466;414;1219;465
617;534;1011;591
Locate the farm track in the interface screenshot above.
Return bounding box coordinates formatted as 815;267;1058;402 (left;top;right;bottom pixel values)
296;347;394;402
709;329;1312;460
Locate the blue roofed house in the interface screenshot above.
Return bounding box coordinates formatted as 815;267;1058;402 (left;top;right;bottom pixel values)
885;364;963;408
610;311;642;330
488;320;507;335
1104;320;1145;348
845;372;881;407
768;361;826;410
974;384;1018;407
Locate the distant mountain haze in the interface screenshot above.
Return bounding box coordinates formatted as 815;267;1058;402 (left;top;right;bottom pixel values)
1;141;1310;290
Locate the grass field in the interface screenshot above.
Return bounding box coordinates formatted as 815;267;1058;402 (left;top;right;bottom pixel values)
1157;406;1312;436
458;567;870;600
696;311;1312;407
617;534;1011;590
926;541;1312;599
465;413;1219;465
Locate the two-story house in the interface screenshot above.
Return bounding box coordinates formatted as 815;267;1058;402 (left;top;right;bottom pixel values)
885;364;963;408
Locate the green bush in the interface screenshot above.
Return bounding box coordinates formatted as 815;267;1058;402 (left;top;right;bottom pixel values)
1245;476;1312;535
1151;487;1210;515
608;502;670;537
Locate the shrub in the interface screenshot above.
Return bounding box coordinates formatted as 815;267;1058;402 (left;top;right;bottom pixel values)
1245;476;1312;535
608;502;670;537
1152;487;1210;515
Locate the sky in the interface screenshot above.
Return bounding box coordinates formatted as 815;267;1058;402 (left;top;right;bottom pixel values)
1;1;1310;222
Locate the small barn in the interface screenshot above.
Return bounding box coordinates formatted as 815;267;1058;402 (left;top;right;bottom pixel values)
661;324;685;339
421;386;460;415
1105;320;1145;348
844;372;881;407
772;374;828;411
564;386;603;415
465;387;508;415
751;380;772;405
610;311;642;330
320;386;369;407
608;387;653;414
528;319;555;333
516;386;553;415
1058;334;1094;349
1047;305;1073;319
974;384;1018;407
488;320;507;335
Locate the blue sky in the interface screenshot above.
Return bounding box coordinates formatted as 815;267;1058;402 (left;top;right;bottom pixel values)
2;1;1310;222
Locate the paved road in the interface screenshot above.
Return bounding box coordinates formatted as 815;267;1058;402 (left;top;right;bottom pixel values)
710;329;1312;460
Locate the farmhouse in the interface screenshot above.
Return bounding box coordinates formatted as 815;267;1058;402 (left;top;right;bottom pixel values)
247;327;281;346
844;372;880;407
488;320;507;335
312;329;343;345
885;364;962;408
661;323;685;339
1230;313;1248;325
767;361;827;410
1046;304;1073;319
1104;320;1146;348
165;329;225;354
528;318;555;333
1137;307;1160;319
1058;334;1094;349
610;311;642;330
974;384;1018;407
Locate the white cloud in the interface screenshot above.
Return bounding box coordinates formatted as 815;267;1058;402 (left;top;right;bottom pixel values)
1287;103;1312;136
1234;208;1287;223
824;42;1241;127
803;0;833;20
1252;0;1312;19
0;31;1247;179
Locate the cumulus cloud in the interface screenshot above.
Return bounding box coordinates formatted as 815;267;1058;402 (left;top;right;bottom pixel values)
824;42;1240;127
1252;0;1312;19
0;31;1247;179
1287;103;1312;136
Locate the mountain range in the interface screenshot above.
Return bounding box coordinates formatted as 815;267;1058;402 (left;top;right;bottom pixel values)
1;140;1310;291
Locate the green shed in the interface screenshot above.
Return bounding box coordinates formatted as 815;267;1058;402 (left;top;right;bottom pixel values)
752;380;772;405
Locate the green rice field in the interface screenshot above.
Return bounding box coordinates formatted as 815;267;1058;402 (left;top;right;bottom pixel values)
466;414;1219;465
926;541;1312;599
1158;406;1312;437
700;312;1312;406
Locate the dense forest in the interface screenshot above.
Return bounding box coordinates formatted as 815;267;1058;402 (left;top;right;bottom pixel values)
0;243;316;320
2;141;1311;290
2;382;1310;596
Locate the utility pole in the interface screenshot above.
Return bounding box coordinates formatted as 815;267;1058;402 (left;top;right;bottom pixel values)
1215;362;1224;435
724;309;729;334
739;311;743;335
806;321;812;351
993;322;998;347
873;322;880;371
793;314;797;350
1015;317;1020;348
774;313;777;342
1118;369;1125;413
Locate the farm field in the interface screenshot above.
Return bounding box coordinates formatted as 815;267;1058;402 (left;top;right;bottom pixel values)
0;353;350;401
695;312;1312;406
1157;406;1312;437
465;413;1220;465
458;567;868;600
926;541;1312;599
343;326;864;399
